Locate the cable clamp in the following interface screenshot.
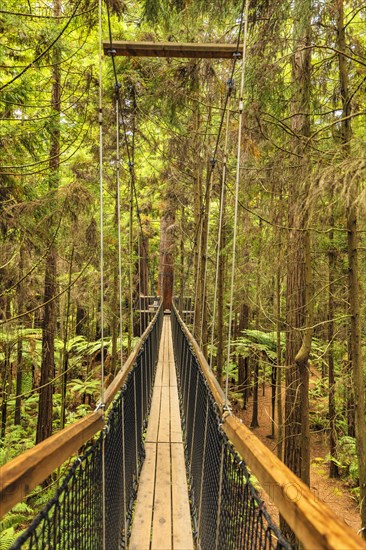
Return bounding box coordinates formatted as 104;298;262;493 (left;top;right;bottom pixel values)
210;157;216;168
107;48;117;57
221;405;232;423
94;402;105;413
128;161;134;169
227;78;234;90
233;52;242;59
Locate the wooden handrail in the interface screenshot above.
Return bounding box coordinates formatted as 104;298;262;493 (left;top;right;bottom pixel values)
0;303;162;519
172;304;366;550
0;412;103;518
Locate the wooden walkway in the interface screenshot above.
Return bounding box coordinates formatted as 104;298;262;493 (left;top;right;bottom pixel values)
129;315;194;550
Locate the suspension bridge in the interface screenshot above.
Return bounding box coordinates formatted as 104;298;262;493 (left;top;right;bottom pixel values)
1;5;366;545
0;300;364;549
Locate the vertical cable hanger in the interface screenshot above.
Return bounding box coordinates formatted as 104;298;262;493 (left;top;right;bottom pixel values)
115;88;128;541
115;87;124;368
224;0;250;408
97;0;106;548
98;1;105;407
209;87;233;369
184;0;246;337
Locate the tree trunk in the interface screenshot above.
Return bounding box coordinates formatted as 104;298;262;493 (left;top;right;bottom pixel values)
216;170;227;387
36;244;57;444
328;211;339;478
1;346;11;440
178;205;185;312
238;302;249;408
282;0;312;543
251;219;263;428
36;0;61;445
139;234;149;296
250;356;260;428
60;245;73;429
276;261;283;459
158;197;175;310
192;103;204;340
15;247;25;426
336;1;366;534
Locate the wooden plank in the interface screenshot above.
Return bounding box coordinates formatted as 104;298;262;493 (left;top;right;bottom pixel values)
154;354;164;388
151;443;172;550
154;318;166;388
172;304;366;550
170;387;182;444
103;41;243;59
169;359;177;387
171;443;194;550
129;442;157;550
0;411;103;517
167;325;177;387
146;384;162;443
161;324;170;388
158;386;170;443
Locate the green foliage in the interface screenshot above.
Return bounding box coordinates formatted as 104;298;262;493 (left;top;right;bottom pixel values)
0;502;34;548
0;526;16;550
68;378;100;396
333;436;359;486
234;330;284;363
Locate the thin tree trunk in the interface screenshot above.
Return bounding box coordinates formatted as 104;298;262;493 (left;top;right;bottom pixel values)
36;0;61;445
251;220;262;428
276;266;283;459
158;187;176;310
1;345;11;440
328;210;339;478
193;102;204;341
60;245;73;429
216;171;227;387
250;355;260;429
139;234;149;296
15;247;25;426
178;205;185;313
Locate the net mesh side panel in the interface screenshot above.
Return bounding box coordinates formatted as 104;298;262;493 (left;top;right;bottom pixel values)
171;307;293;550
10;308;163;550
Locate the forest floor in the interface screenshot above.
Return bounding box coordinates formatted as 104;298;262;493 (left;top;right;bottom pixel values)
232;377;361;534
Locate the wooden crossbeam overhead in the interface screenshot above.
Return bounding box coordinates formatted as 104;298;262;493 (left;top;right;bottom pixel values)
103;41;243;59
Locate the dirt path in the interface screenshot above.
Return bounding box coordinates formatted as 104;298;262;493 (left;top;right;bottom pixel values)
232;383;361;534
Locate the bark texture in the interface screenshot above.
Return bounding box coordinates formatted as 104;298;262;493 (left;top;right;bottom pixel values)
36;0;61;444
282;0;313;543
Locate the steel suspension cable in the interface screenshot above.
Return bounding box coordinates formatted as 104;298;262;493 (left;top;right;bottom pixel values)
180;0;246;322
105;3;154;300
97;1;106;548
225;0;250;406
209;93;232;369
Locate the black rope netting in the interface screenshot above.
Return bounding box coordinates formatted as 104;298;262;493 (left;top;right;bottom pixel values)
10;306;163;550
171;306;293;550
